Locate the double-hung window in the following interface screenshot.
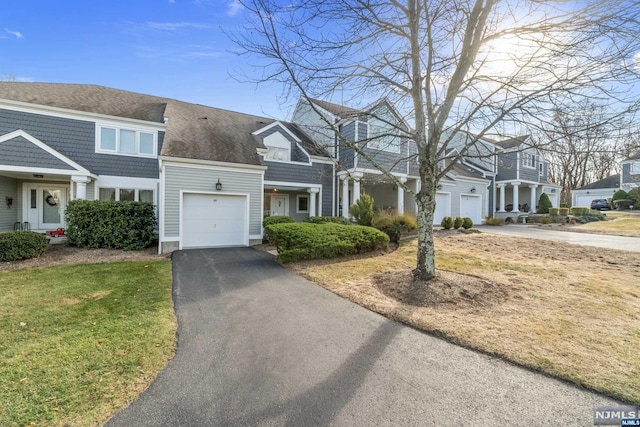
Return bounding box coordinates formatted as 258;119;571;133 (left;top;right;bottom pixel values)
97;125;156;157
98;187;154;203
522;151;536;168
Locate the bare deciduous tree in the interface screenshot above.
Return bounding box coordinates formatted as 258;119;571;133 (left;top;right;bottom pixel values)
231;0;640;281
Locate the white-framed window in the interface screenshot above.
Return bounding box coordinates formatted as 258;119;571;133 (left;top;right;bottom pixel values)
522;151;536;168
367;111;401;153
631;161;640;175
97;125;157;157
98;187;154;203
263;132;292;162
265;147;290;161
539;161;544;176
296;195;309;213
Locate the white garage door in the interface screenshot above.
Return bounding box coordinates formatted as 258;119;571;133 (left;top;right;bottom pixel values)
460;195;482;224
182;193;247;248
434;192;451;225
575;195;595;207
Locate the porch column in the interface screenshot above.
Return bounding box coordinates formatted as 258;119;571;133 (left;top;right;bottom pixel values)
72;176;91;200
308;187;319;217
512;182;521;213
498;184;506;212
341;177;349;218
529;185;538;213
352;172;363;203
397;177;407;215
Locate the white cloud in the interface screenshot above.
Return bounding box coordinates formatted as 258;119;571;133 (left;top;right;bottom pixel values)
145;21;210;31
227;0;243;16
4;28;24;39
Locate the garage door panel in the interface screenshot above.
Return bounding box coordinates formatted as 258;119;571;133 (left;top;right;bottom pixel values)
182;193;247;248
434;193;450;225
460;195;482;225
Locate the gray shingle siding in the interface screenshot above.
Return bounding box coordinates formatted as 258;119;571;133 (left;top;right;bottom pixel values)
622;162;640;185
358;142;407;174
0;108;161;179
519;164;538;182
0;136;75;169
338;122;355;168
0;176;18;231
497;152;518;181
408;141;419;176
257;125;310;163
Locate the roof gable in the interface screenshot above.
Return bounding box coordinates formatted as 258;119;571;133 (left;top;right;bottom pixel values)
0;130;92;175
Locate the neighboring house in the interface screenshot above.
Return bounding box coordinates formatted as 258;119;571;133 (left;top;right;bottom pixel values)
291;97;492;225
489;135;561;216
0;82;334;253
571;174;620;207
620;156;640;191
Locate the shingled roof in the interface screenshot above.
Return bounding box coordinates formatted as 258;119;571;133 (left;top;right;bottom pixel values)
576;174;620;190
307;97;361;118
0;82;329;166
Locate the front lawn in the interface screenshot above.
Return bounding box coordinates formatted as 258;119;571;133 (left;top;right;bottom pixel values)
576;213;640;237
0;261;175;426
289;233;640;404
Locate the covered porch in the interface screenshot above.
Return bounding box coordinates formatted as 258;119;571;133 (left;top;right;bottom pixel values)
338;171;418;217
0;130;95;233
495;181;561;218
263;181;322;221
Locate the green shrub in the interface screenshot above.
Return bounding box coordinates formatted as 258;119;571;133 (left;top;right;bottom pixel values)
484;217;504;226
371;213;416;244
461;217;473;229
549;207;559;215
453;217;464;229
264;222;389;263
65;200;156;250
441;216;454;230
537;193;552;214
560;203;569;208
306;216;353;225
570;207;590;216
614;199;634;210
541;216;553;224
0;231;49;262
628;188;640;205
575;212;607;224
611;189;630;205
263;215;295;227
558;207;569;215
349;194;374;226
504;216;514;224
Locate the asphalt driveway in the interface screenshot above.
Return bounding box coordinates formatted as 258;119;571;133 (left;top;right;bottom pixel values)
476;224;640;252
106;248;621;426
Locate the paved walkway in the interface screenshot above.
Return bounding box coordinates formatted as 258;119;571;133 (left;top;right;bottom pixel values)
106;248;620;427
476;224;640;252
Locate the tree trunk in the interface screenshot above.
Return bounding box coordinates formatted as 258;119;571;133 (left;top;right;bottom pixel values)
414;183;436;281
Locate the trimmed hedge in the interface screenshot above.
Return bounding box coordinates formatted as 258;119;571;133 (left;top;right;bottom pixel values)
575;212;606;224
441;216;454;230
558;207;569;215
484;217;504;226
65;200;156;250
570;207;590;216
263;215;295;227
264;222;389;263
453;217;464;229
462;217;473;229
614;199;634;210
549;208;560;215
0;231;49;262
306;216;353;225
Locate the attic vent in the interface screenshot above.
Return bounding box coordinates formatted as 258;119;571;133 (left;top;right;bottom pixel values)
199;117;208;120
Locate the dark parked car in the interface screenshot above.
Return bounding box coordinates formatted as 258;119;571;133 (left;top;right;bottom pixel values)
590;199;610;210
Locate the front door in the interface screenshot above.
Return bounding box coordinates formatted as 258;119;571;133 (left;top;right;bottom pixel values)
270;195;287;216
26;185;69;231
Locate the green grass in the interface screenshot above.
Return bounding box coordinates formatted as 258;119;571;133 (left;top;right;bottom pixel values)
0;261;175;426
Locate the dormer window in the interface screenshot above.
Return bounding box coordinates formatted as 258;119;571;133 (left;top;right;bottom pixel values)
263;132;292;162
522;151;536;168
97;124;157;157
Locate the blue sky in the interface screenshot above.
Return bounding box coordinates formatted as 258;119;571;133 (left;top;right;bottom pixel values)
1;0;289;119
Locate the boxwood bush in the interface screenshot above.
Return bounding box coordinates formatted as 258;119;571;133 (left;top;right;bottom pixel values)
462;217;473;229
65;200;156;250
441;216;454;230
453;217;464;229
264;222;389;263
570;207;590;216
306;216;353;225
372;213;418;244
263;215;295;227
549;207;560;215
0;231;49;262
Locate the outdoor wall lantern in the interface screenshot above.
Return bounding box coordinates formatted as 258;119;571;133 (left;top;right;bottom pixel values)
437;184;443;190
550;188;556;193
470;187;477;193
6;196;13;208
216;179;222;191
